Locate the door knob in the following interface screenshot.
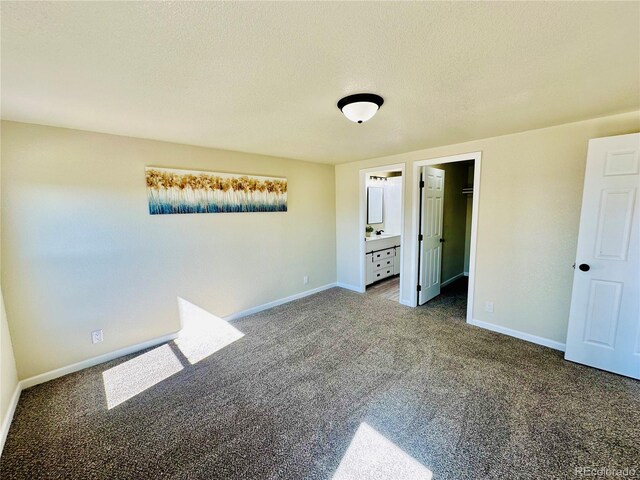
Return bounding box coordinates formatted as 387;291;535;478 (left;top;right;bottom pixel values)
439;238;445;243
579;264;590;272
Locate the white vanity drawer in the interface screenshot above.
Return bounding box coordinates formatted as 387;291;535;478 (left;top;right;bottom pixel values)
366;247;399;286
372;257;394;270
372;266;394;282
371;248;395;262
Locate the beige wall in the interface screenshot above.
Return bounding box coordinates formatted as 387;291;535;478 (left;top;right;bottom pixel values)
1;121;336;379
1;289;18;442
336;111;640;344
1;128;19;450
431;162;469;283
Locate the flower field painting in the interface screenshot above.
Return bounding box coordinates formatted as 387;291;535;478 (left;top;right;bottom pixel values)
146;167;287;215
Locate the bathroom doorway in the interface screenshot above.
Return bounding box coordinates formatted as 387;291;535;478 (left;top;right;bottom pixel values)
359;163;406;304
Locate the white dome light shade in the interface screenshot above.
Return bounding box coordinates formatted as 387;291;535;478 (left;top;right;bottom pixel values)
337;93;384;124
341;101;379;123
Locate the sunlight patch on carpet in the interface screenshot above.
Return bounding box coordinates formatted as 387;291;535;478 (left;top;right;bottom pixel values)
333;422;433;480
102;344;183;409
175;297;244;364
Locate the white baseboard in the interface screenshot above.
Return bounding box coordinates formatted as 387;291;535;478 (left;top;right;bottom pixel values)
0;384;21;457
19;332;179;390
19;283;338;389
224;283;337;321
336;282;363;293
2;283;339;453
469;318;566;352
441;272;465;288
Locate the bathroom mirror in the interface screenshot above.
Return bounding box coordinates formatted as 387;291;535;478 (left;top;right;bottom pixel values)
367;187;383;224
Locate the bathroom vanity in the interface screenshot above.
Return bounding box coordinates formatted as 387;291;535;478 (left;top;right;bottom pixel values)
365;234;401;285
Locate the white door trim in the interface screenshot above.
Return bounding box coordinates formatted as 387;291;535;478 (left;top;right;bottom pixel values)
359;163;406;295
409;151;482;323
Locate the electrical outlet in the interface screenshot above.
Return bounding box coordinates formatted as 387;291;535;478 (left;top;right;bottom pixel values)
303;275;309;285
91;329;103;344
485;301;494;313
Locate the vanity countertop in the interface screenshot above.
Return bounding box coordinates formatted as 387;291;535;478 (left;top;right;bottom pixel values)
365;234;401;253
365;234;399;242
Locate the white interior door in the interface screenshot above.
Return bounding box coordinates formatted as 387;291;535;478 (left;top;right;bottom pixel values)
565;133;640;379
418;166;444;305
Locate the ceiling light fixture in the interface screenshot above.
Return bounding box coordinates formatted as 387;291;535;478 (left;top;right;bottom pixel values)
337;93;384;124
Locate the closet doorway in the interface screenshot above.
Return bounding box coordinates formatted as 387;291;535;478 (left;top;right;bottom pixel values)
411;152;482;322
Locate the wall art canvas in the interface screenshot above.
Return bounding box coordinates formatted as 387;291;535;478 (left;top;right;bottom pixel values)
145;167;287;215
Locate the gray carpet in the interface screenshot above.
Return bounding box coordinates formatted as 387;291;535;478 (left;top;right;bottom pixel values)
1;285;639;479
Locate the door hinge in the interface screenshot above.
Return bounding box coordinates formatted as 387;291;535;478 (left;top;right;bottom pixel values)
417;284;422;292
419;180;425;188
418;234;423;241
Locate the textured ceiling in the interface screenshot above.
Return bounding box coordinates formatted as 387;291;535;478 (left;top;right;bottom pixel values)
1;2;639;164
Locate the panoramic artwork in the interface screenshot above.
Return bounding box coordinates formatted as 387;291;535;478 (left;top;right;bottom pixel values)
145;167;287;215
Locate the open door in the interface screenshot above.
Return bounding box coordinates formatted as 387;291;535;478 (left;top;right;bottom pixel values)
418;166;444;305
565;133;640;379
